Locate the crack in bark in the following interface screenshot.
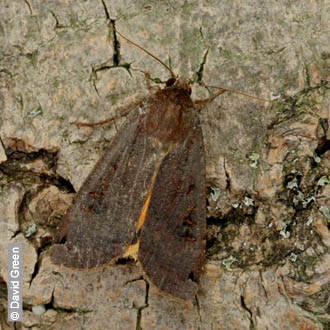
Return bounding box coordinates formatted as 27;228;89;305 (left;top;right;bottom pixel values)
24;0;33;15
135;278;149;330
100;0;120;66
195;295;202;324
240;295;255;329
195;48;209;84
29;253;41;288
223;158;231;191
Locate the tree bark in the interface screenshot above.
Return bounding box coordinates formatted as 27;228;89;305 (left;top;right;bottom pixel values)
1;0;330;329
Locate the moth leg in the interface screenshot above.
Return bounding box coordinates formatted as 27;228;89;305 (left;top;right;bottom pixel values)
71;116;117;127
194;89;227;110
71;100;143;127
137;69;161;93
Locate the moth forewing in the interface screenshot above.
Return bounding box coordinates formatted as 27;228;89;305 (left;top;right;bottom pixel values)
50;32;235;300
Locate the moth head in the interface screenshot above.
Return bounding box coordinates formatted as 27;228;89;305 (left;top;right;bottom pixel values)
166;77;192;95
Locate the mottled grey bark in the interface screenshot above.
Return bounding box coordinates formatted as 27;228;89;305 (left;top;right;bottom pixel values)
0;0;330;329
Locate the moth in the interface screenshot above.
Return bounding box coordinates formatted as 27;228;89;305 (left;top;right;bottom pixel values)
50;30;270;300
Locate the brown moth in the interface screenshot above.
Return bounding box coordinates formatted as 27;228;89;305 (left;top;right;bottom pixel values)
50;30;269;300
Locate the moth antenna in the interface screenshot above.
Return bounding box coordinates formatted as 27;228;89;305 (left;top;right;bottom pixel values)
205;85;283;104
115;29;177;80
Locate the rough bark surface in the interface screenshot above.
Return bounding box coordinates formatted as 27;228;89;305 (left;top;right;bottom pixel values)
0;0;330;329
